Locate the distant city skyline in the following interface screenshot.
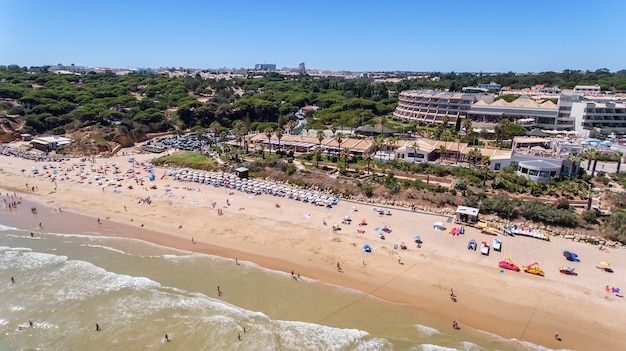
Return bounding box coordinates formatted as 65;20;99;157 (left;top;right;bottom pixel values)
2;0;625;73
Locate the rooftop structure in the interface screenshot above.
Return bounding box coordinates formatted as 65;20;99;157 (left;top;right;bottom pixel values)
467;96;558;130
574;84;601;96
393;90;493;125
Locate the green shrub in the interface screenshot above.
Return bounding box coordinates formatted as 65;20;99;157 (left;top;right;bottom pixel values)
360;182;374;197
603;211;626;244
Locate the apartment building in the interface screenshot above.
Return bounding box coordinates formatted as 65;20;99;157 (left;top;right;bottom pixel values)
573;84;601;96
571;100;626;136
393;90;492;126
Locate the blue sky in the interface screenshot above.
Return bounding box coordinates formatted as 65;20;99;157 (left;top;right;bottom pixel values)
2;0;625;72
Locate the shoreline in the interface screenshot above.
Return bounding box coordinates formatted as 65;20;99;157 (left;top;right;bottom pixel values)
1;152;625;350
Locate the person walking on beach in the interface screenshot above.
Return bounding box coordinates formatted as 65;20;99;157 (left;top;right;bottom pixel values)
165;334;170;342
217;286;222;296
96;323;100;331
555;332;560;341
11;276;15;283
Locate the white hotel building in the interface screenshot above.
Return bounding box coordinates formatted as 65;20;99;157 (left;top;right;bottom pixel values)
392;90;492;126
394;90;626;137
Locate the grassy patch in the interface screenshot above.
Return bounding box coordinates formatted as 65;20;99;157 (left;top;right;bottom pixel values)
153;152;218;170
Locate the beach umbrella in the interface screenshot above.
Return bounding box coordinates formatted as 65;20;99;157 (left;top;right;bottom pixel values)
600;261;611;267
413;235;421;240
434;221;444;227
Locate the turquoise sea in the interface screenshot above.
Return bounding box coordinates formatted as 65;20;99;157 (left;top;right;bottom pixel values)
0;218;551;350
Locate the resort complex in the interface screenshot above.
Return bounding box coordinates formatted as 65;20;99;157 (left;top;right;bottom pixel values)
393;89;626;136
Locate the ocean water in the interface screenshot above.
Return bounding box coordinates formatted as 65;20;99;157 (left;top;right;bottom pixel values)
0;224;547;351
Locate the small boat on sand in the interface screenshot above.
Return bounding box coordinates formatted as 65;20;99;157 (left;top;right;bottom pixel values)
559;265;577;275
499;257;520;271
523;262;544;276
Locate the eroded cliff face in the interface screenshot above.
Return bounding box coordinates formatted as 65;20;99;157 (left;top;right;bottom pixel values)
0;115;25;142
112;133;136;147
0;131;19;143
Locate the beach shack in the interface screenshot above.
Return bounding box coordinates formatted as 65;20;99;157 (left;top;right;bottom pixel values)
455;206;479;224
235;167;249;179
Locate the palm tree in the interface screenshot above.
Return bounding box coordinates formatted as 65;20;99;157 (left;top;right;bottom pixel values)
331;125;337;137
481;156;491;186
373;134;385;154
462;119;473;143
364;151;373;175
340;147;351;169
411;141;420;163
276;128;284;153
264;127;274;155
335;132;344;156
435;124;445;139
317;130;325;146
590;150;603;178
442;114;450;129
582;149;602;177
438;144;447;163
314;147;322;167
232;120;246;149
495;118;510;149
350;116;360;133
581;149;594;170
565;152;581;179
468;148;481;166
209;121;222;146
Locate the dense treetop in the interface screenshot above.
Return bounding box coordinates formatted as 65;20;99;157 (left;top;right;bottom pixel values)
1;64;625;137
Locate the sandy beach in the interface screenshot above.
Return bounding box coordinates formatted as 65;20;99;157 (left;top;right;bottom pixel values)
1;148;625;350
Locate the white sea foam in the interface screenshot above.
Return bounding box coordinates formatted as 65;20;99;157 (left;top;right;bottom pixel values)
0;224;19;231
512;339;572;351
80;243;129;255
0;250;65;271
41;260;161;302
415;324;441;337
351;338;392;351
470;328;568;351
458;341;487;351
0;319;8;325
276;320;376;350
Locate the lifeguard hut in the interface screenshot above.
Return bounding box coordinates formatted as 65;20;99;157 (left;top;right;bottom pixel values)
455;206;479;224
235;167;249;179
